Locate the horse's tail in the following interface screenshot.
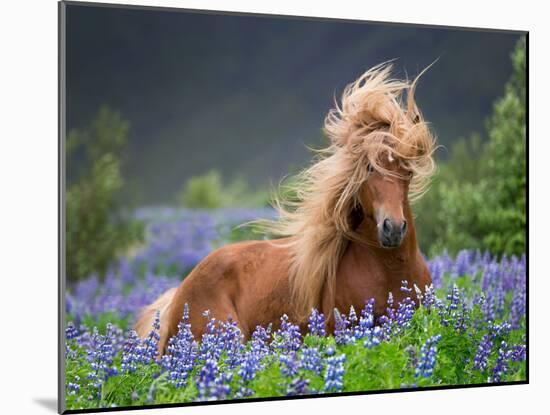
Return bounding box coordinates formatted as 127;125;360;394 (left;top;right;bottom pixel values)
135;287;177;355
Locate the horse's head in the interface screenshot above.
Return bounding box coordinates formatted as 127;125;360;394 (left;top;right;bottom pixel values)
358;153;412;248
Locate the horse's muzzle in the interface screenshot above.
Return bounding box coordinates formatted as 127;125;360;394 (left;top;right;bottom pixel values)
378;218;407;248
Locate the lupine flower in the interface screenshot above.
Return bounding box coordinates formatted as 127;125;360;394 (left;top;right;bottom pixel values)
454;250;472;277
363;326;382;349
300;347;323;374
121;330;142;373
307;309;326;337
199;312;222;361
238;348;262;382
489;341;511;383
141;311;161;362
66;322;79;340
385;292;396;320
196;358;232;401
423;285;436;310
324;354;346;392
279;352;300;378
509;344;526;362
348;306;358;326
333;309;352;345
473;334;493;371
272;315;302;353
415;335;442;378
400;280;413;294
354;298;375;340
394;297;416;333
287;376;310;396
86;325;118;393
161;304;198;388
250;324;272;359
67;381;80;395
218;318;245;368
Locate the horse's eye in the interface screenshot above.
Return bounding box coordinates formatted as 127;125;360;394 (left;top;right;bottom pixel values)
367;163;374;173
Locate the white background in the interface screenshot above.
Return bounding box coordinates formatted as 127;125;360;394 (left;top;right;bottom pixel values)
0;0;545;414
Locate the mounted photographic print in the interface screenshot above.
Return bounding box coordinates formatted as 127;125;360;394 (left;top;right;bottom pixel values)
59;1;528;413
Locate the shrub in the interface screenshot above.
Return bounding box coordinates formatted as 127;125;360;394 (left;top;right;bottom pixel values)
66;107;143;281
415;37;526;256
177;170;269;209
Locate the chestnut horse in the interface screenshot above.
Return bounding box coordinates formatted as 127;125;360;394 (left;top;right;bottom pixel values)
136;63;436;354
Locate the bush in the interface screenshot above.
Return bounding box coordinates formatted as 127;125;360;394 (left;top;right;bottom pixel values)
177;170;269;209
415;37;526;256
66;107;143;281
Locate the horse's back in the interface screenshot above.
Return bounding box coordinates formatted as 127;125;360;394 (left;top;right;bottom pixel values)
167;237;294;340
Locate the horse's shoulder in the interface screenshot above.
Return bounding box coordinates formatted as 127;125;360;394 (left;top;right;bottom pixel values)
195;239;287;276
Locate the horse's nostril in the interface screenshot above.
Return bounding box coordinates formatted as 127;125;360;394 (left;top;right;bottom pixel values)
402;220;408;234
383;218;391;233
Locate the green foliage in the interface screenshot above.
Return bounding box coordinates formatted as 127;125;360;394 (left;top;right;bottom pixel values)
176;170;269;209
66;107;143;281
415;38;526;256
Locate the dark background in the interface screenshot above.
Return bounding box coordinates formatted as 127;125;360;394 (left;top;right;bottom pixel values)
66;4;521;204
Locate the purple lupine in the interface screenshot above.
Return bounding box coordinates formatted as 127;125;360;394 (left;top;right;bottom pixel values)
287;377;310;396
236;325;271;383
196;358;232;401
66;322;79;340
490;321;512;338
324;354;346;392
454;250;472;277
473;334;493;372
509;344;526;362
279;352;300;378
65;322;80;359
161;304;198;388
307;309;326;337
272;314;302;353
440;284;462;328
394;297;416;333
218;317;245;368
385;292;396;320
120;330;142;373
199;311;222;361
300;347;323;374
141;311;161;362
67;380;81;396
86;325;118;393
363;326;382;349
509;282;526;329
427;258;444;288
415;334;442;378
238;349;262;382
250;324;272;359
354;298;375;340
400;280;413;294
333;309;352;345
348;306;358;327
489;341;511;383
423;285;437;310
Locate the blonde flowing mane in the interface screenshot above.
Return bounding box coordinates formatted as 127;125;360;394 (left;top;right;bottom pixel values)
264;62;436;321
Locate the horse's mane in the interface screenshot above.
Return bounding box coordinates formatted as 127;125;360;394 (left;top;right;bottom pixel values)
262;62;437;321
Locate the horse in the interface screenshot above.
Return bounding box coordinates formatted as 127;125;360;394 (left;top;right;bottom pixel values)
135;62;437;354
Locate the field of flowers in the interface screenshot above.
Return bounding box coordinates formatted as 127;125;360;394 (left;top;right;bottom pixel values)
64;207;527;411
